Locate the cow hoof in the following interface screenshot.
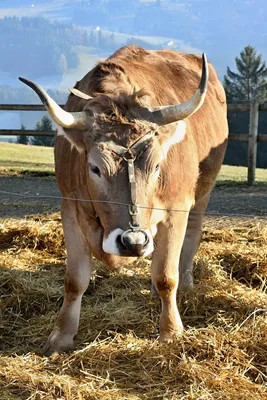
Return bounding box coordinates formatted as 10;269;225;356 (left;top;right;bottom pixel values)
159;329;183;343
180;282;194;292
179;271;194;291
43;329;74;356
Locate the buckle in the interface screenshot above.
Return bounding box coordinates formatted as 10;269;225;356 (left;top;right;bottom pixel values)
129;204;139;216
129;223;141;232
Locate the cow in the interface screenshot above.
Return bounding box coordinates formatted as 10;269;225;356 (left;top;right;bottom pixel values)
19;45;228;355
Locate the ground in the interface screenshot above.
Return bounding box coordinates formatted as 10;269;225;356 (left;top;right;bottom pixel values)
0;175;266;219
0;143;267;399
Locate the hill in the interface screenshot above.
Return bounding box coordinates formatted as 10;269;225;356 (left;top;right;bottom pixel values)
0;1;266;78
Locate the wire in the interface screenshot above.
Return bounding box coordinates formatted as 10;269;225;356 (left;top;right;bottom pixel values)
0;189;266;219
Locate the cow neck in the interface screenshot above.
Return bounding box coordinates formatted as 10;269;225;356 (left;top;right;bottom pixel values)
106;130;157;231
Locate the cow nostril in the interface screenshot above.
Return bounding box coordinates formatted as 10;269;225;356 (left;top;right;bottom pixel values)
117;234;126;248
120;233;131;248
120;229;149;250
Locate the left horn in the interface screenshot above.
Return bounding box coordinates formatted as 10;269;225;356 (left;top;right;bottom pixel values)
19;77;91;130
150;53;209;126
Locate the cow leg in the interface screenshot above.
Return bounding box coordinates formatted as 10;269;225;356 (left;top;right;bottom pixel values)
179;193;210;290
151;212;189;343
43;209;91;356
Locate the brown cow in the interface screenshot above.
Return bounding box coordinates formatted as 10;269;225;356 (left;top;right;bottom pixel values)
19;45;228;355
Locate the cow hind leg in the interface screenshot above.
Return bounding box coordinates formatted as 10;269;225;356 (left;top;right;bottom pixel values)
43;208;91;356
179;193;210;290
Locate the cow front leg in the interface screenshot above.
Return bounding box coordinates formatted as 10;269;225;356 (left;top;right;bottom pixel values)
151;213;188;343
43;213;91;356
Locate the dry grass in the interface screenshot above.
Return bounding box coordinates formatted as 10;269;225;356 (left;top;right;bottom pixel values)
0;214;267;399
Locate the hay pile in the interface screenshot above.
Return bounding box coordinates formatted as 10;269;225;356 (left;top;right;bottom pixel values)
0;214;266;399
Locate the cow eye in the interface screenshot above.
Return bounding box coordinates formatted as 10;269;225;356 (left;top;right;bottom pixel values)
90;164;101;177
155;164;160;173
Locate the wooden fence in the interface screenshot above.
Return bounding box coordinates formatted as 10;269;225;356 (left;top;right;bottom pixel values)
227;103;267;185
0;103;267;185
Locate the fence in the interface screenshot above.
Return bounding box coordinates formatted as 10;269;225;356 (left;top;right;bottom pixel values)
0;103;267;185
227;103;267;185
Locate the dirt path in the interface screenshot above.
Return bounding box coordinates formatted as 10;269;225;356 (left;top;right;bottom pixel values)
0;176;60;219
0;176;266;219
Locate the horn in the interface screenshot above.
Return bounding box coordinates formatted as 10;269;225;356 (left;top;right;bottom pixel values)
69;87;93;100
18;77;91;130
151;53;209;126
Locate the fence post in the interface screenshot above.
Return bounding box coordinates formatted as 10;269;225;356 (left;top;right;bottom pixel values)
247;102;259;186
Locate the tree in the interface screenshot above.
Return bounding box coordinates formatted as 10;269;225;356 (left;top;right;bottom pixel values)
16;124;29;145
223;46;267;168
31;116;54;147
224;45;267;103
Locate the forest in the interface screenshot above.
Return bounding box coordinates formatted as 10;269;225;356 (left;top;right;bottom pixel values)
0;17;88;78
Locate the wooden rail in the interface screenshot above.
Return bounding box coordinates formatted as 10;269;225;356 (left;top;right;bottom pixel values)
0;104;64;111
227;103;267;112
0;129;55;136
1;103;267;185
227;102;266;185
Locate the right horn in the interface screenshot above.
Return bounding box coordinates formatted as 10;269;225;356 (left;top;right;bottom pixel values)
151;53;209;126
19;77;91;130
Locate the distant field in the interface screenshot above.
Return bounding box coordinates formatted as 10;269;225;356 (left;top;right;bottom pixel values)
0;142;266;183
62;31;199;90
57;46;103;91
0;142;54;176
60;28;201;92
93;29;200;54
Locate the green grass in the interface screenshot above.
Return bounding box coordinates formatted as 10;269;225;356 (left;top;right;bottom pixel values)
0;142;54;176
217;164;267;183
0;142;266;183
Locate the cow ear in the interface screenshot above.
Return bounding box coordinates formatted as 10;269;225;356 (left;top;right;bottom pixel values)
56;125;86;153
161;121;186;158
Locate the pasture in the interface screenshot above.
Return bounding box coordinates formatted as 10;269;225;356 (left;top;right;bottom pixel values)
0;142;267;399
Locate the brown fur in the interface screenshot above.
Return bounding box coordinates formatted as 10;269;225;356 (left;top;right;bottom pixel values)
57;44;227;189
44;45;228;354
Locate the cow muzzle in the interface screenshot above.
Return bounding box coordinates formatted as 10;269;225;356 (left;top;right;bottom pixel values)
120;228;149;256
102;228;154;257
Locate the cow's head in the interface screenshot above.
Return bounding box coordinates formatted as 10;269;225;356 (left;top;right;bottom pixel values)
19;54;208;258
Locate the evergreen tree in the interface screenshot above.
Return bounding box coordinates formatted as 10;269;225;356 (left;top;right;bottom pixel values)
31;116;54;147
16;124;29;145
223;46;267;168
224;45;267;102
